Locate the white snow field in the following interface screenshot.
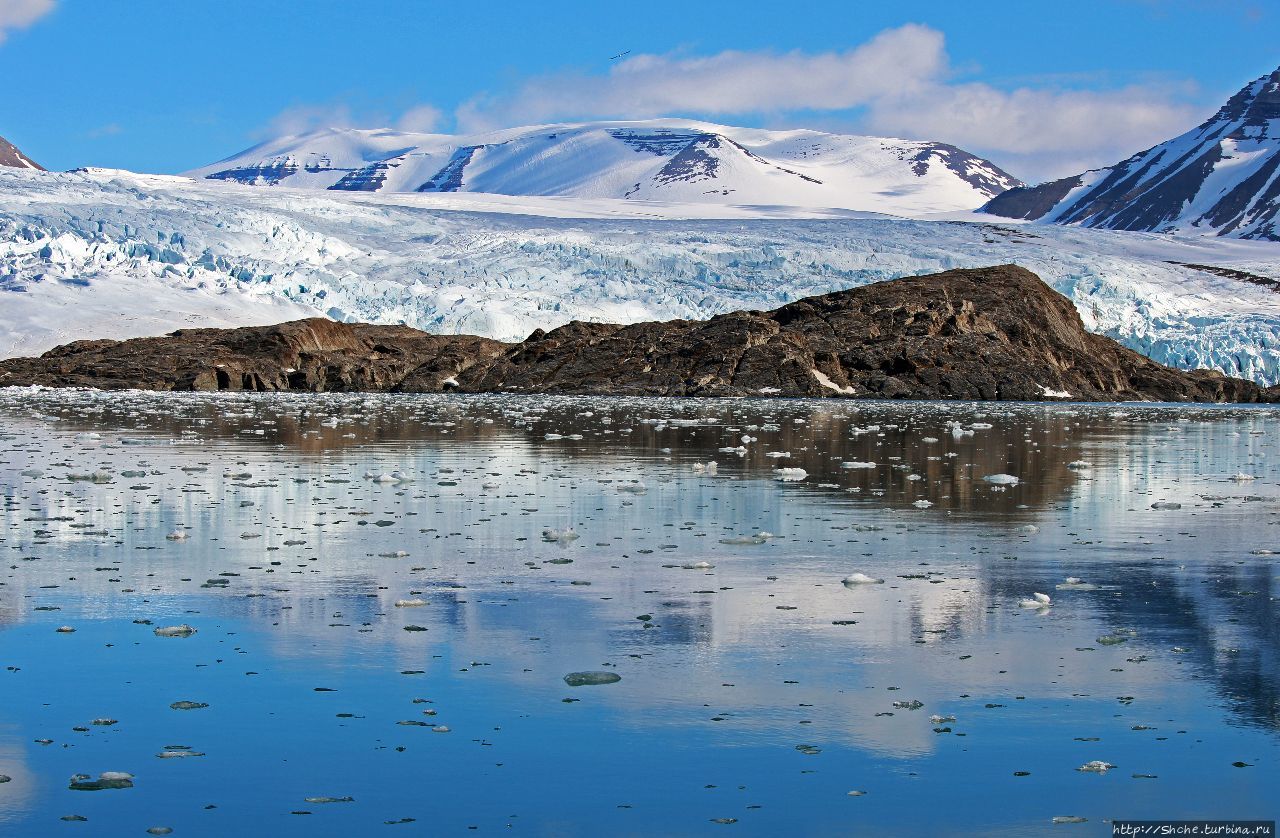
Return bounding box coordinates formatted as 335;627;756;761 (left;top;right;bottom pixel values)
2;166;1280;385
187;118;1021;216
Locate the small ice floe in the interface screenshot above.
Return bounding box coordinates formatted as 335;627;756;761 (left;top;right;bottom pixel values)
20;468;43;477
842;573;884;586
153;625;196;638
67;471;113;483
719;532;773;545
1019;592;1052;609
1076;761;1115;774
930;714;956;725
563;671;622;686
481;480;501;490
394;599;428;608
1231;473;1257;482
542;527;580;542
682;561;715;570
765;451;790;459
305;796;355;804
773;468;808;482
69;771;134;791
719;446;748;456
841;461;876;469
165;530;188;541
156;750;204;759
616;481;647;494
1067;461;1092;470
170;701;208;710
1056;577;1100;591
379;551;410;558
920;437;939;444
1052;816;1088;824
1016;524;1039;534
1150;501;1182;510
56;626;76;634
912;499;933;508
983;473;1020;486
692;461;719;475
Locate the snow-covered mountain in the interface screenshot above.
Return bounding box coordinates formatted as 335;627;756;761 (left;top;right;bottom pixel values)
983;66;1280;240
187;119;1022;216
4;166;1280;385
0;134;41;170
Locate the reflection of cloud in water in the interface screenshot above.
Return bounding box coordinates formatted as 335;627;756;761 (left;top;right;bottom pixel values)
1;391;1278;753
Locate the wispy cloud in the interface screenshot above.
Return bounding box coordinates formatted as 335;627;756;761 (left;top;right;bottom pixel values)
0;0;55;43
453;24;1204;181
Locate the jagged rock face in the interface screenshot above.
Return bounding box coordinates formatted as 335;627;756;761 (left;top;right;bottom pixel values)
983;66;1280;240
457;266;1271;402
0;135;41;170
1;266;1273;403
0;318;506;392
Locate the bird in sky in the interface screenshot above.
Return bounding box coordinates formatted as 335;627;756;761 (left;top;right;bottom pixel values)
609;49;631;61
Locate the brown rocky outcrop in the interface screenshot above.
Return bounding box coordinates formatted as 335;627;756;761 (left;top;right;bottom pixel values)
2;266;1276;402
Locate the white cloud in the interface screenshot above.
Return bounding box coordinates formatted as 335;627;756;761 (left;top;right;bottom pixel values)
259;103;360;139
396;104;443;133
0;0;55;42
456;24;947;132
454;23;1204;182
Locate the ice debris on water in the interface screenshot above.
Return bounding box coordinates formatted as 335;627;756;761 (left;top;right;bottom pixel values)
153;625;196;638
542;527;580;542
842;573;884;586
1076;761;1115;773
1020;592;1052;609
983;473;1020;486
773;468;808;482
394;599;427;608
563;672;622;687
68;771;134;791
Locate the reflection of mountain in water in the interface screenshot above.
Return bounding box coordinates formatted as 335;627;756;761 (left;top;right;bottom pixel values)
1;390;1277;737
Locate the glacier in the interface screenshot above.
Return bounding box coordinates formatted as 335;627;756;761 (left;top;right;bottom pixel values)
2;167;1280;385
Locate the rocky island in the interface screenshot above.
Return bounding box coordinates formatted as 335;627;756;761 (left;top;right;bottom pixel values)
1;265;1274;402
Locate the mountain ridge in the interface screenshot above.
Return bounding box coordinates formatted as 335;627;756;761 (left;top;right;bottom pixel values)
187;118;1023;216
982;65;1280;240
0;134;41;170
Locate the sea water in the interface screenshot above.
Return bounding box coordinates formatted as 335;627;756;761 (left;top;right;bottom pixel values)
0;390;1276;836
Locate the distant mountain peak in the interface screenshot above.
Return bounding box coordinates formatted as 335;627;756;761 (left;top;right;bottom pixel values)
0;134;42;170
982;65;1280;240
188;118;1023;216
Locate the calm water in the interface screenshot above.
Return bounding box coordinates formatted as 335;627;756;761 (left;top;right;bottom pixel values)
0;390;1277;837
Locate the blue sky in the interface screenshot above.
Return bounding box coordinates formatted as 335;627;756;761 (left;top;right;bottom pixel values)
0;0;1273;180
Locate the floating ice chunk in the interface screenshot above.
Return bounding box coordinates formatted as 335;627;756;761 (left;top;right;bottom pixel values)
482;480;501;489
165;530;188;541
153;625;196;638
69;771;134;791
1016;524;1039;534
56;625;76;633
542;527;580;542
394;599;427;608
617;482;647;494
1150;501;1182;510
1019;592;1051;608
1231;473;1257;482
773;468;808;482
563;671;621;686
1067;461;1092;470
765;451;790;459
1056;577;1100;591
1076;761;1115;774
983;474;1020;485
842;573;884;586
841;461;876;469
913;499;933;508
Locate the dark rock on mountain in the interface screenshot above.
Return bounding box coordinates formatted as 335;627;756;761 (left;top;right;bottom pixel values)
2;266;1274;402
983;66;1280;240
0;134;41;170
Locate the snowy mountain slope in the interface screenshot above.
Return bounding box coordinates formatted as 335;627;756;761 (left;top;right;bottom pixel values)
0;134;41;170
983;66;1280;240
187;119;1022;216
3;167;1280;384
